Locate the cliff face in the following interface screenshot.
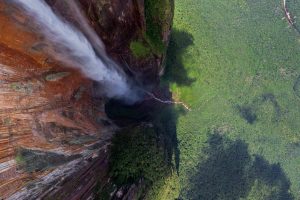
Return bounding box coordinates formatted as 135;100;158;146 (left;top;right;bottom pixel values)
77;0;173;85
0;0;173;199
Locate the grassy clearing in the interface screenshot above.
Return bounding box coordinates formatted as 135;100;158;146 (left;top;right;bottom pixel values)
160;0;300;199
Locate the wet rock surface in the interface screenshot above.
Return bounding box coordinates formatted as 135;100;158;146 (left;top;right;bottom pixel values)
0;1;114;199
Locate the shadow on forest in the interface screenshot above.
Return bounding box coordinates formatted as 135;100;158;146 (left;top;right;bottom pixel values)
180;134;293;200
237;93;281;125
157;29;196;171
163;29;196;86
106;29;195;173
102;29;194;197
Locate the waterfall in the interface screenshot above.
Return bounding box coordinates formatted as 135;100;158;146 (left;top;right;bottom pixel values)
12;0;140;103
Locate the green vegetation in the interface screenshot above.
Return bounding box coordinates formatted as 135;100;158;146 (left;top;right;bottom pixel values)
15;152;26;167
144;0;171;55
45;72;70;81
130;41;151;58
15;148;80;172
104;99;181;199
10;81;35;94
109;125;174;199
156;0;300;199
131;0;173;57
108;0;300;199
94;182;116;200
288;0;300;34
183;133;292;199
110;126;170;185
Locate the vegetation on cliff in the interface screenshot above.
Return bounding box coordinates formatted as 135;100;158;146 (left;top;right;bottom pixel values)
130;41;152;58
130;0;173;58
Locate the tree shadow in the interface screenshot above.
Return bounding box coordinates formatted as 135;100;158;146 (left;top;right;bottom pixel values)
105;87;184;173
102;29;195;198
163;29;196;86
152;29;197;172
181;134;293;200
151;102;183;172
105;29;195;174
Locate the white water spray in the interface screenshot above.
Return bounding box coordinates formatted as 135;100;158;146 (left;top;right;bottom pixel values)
13;0;139;102
12;0;191;110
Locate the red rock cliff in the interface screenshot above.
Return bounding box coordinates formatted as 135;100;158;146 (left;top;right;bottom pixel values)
0;0;173;199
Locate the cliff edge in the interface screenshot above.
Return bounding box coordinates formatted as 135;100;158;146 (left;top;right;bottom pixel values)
0;0;173;199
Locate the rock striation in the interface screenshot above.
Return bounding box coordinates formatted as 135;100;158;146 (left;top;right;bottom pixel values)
0;0;173;199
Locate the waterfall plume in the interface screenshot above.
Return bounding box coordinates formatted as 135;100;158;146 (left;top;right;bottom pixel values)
13;0;141;103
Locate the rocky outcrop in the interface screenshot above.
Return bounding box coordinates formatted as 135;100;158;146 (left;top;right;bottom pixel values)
0;0;173;199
